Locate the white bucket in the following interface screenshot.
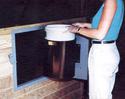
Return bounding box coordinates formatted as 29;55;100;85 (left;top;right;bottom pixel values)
45;24;75;41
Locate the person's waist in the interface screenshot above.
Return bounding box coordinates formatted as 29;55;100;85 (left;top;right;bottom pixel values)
91;40;116;44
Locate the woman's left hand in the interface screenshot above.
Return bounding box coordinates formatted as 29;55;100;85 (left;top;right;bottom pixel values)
68;22;92;33
68;25;80;33
72;23;92;28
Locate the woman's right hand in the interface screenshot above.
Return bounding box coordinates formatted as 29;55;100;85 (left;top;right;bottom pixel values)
72;23;92;28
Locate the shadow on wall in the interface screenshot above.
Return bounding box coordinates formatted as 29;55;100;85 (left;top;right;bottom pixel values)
117;16;125;74
0;0;83;28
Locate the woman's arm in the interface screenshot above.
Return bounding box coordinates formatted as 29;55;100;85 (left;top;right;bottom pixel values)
69;0;117;40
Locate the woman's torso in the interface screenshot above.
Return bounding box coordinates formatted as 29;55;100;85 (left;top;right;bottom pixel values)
92;0;124;41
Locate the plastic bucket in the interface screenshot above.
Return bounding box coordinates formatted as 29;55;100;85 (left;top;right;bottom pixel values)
45;24;75;41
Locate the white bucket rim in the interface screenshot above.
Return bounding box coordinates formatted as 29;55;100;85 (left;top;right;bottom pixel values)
45;24;70;28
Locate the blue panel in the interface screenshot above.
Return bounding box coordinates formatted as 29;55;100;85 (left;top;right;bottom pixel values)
11;25;49;90
74;35;89;80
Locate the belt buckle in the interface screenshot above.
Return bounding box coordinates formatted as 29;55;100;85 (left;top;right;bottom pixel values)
101;40;104;44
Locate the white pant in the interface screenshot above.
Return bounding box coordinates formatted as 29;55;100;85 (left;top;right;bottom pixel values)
88;42;120;99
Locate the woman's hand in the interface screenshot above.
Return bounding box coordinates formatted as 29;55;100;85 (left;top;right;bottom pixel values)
72;23;92;28
68;25;80;33
68;22;91;34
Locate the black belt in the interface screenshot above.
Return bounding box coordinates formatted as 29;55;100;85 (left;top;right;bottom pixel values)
92;40;115;44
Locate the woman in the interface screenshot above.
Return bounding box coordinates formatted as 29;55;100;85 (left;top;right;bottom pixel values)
68;0;124;99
